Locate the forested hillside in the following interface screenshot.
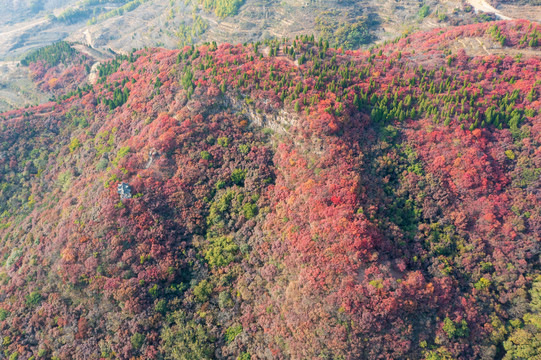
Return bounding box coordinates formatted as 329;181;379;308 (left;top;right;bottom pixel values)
0;19;540;359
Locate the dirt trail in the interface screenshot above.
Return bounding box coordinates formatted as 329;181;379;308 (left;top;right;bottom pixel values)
0;18;48;38
72;44;114;62
467;0;513;20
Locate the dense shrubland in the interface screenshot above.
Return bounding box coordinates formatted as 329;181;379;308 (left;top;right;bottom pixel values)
20;42;93;97
0;19;539;359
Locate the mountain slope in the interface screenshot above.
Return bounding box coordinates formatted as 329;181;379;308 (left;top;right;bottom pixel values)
0;20;540;359
2;0;539;112
5;0;540;61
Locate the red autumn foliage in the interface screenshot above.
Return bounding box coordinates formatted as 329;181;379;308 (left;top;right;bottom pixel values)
0;19;539;359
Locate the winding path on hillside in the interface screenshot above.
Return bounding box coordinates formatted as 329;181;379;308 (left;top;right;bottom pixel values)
467;0;513;20
0;18;48;38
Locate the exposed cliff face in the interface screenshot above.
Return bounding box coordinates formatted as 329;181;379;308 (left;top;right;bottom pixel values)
226;95;299;134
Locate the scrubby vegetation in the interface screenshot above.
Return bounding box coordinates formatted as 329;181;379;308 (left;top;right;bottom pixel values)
50;0;144;25
315;11;376;50
88;0;150;25
55;7;94;24
0;19;540;359
176;14;209;47
193;0;245;18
